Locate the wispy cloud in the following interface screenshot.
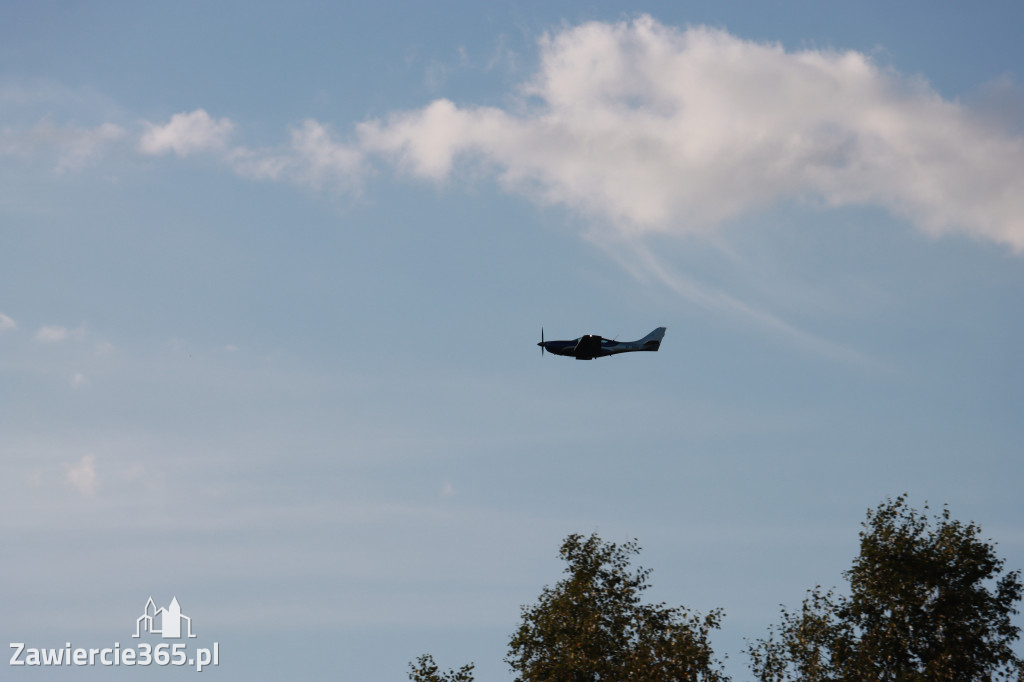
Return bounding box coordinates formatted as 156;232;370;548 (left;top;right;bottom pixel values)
35;325;71;342
609;242;891;370
0;312;16;334
34;324;88;343
93;340;115;356
1;119;124;171
53;122;125;172
135;112;365;192
228;119;365;191
65;453;98;496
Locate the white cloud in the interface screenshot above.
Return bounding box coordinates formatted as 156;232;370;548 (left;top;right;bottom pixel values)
53;122;125;172
14;18;1023;251
0;312;16;334
609;242;891;370
93;340;115;356
229;119;364;191
359;99;508;181
356;16;1024;250
1;120;125;171
65;453;98;496
70;373;88;388
34;324;89;343
35;325;69;342
139;109;234;157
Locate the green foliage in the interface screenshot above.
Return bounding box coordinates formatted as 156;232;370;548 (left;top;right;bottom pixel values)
749;495;1024;682
408;654;475;682
506;533;729;682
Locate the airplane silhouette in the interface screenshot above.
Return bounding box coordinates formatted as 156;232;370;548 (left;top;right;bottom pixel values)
538;327;666;360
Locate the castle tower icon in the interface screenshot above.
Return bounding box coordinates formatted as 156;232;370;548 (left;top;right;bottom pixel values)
134;597;196;638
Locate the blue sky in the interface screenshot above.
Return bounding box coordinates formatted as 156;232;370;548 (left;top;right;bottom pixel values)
2;1;1022;679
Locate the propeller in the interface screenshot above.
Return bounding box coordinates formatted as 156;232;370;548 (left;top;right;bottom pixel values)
540;327;545;356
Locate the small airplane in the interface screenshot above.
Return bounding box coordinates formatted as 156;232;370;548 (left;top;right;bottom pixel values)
538;327;666;360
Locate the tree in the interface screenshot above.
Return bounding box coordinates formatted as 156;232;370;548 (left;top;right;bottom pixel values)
408;654;475;682
748;495;1024;681
506;533;729;682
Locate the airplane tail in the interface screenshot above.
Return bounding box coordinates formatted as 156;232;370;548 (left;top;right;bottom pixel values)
638;327;666;351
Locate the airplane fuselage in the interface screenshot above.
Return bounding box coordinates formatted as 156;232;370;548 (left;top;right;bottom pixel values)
539;327;666;360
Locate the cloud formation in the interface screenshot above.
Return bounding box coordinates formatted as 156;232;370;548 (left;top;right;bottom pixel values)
357;16;1024;249
228;119;364;191
65;453;98;496
1;120;124;171
139;109;234;157
35;325;71;342
34;324;88;343
136;113;365;191
10;17;1024;250
0;313;16;334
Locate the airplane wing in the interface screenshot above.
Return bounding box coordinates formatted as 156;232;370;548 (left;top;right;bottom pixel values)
573;335;603;358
